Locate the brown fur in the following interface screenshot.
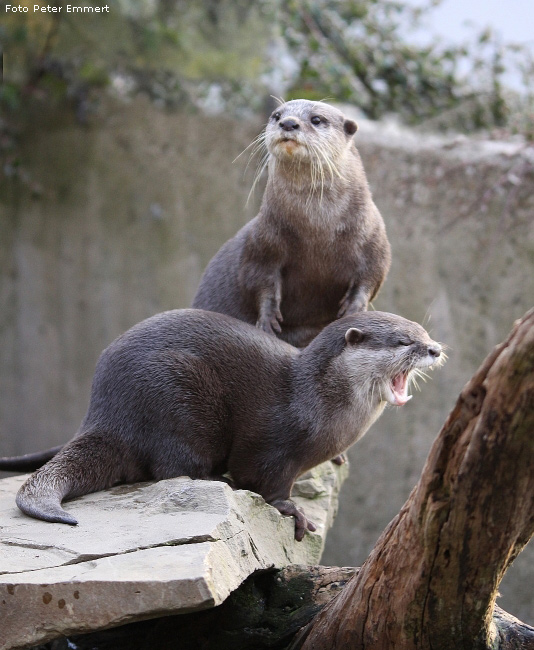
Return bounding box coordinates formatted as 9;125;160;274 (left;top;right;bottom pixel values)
192;99;391;347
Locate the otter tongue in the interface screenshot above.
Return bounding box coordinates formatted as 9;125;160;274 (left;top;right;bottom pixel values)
390;373;412;406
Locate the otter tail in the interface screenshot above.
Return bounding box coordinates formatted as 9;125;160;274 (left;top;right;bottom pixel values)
15;432;137;525
0;445;64;472
16;475;79;525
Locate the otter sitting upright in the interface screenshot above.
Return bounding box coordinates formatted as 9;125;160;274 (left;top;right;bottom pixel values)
13;310;443;540
193;99;391;348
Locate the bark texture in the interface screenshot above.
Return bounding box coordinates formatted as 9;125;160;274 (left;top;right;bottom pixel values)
293;309;534;650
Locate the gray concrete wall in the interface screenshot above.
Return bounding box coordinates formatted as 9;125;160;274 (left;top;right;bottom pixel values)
0;98;259;455
1;99;533;620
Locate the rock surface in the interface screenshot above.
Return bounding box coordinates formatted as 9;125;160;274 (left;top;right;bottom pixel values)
0;461;347;650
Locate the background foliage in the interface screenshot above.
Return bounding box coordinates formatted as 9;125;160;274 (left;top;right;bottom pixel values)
1;0;534;190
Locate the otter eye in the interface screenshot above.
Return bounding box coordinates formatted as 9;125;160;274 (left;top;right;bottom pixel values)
398;339;412;346
310;115;323;125
272;112;281;121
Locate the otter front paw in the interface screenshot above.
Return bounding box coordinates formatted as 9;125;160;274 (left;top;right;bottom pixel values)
331;453;347;466
271;498;316;542
256;309;283;335
337;286;369;318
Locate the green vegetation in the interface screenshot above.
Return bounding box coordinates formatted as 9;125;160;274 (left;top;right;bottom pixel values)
1;0;533;189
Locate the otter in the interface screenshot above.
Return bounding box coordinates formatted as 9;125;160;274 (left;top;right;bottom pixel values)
0;101;389;476
192;99;391;348
10;309;443;540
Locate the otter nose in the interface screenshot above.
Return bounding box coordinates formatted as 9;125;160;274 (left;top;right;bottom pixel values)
428;344;442;359
279;118;300;131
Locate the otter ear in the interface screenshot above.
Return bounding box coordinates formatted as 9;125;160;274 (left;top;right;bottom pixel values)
344;119;358;136
345;327;365;345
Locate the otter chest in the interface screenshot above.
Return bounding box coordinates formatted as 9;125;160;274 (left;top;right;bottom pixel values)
277;232;357;323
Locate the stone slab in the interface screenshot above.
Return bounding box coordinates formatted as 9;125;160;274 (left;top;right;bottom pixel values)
0;461;347;650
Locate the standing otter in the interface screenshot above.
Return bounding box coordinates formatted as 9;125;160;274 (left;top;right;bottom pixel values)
12;309;443;540
192;99;391;348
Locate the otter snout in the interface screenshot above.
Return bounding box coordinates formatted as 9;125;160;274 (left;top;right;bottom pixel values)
420;341;444;368
428;343;442;359
279;117;300;132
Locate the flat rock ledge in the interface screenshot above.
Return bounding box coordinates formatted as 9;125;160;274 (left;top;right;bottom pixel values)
0;461;347;650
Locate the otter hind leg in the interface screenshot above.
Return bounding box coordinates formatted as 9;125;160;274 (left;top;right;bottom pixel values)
148;438;225;483
16;431;142;525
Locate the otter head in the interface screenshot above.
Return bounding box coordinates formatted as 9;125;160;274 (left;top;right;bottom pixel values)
264;99;358;167
340;311;445;407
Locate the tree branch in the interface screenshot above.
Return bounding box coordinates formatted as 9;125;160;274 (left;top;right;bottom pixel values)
292;309;534;650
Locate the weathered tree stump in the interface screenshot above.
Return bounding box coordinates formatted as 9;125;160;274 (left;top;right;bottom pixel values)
291;309;534;649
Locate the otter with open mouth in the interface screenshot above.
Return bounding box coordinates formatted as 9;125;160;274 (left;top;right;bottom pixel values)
8;309;444;540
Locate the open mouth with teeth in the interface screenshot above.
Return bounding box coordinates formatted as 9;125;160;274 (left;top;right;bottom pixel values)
385;372;412;406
